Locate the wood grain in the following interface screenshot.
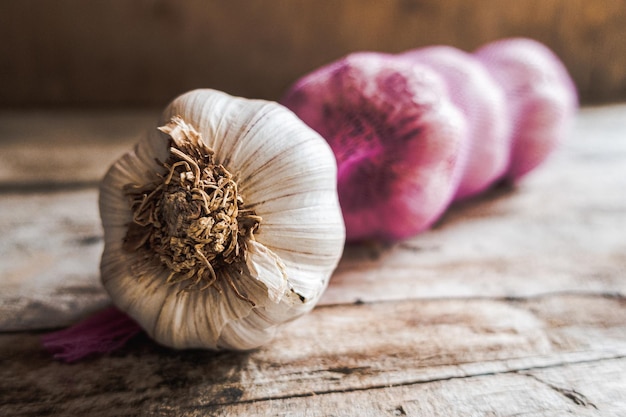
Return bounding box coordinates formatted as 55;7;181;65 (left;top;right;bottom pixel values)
1;294;624;416
0;190;109;330
0;110;156;188
1;0;625;107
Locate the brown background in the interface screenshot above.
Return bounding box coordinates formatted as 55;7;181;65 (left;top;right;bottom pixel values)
1;0;625;108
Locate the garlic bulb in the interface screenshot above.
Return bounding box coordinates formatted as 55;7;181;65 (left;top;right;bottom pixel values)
281;52;468;241
99;89;345;350
281;38;576;242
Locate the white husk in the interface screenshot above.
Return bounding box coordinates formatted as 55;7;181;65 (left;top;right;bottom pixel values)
99;89;345;350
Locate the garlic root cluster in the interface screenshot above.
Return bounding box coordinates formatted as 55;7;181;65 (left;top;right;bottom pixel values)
281;38;578;242
99;89;345;350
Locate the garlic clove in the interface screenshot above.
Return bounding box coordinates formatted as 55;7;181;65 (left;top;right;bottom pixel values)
400;46;512;200
100;246;172;336
149;280;265;350
99;89;345;351
245;240;291;304
281;52;467;241
217;307;279;350
474;38;578;181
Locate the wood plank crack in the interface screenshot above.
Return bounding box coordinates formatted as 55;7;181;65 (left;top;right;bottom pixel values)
519;373;599;409
316;290;626;309
178;355;625;410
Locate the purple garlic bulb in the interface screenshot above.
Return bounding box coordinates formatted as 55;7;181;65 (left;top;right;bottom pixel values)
475;38;578;181
281;38;577;242
281;52;467;241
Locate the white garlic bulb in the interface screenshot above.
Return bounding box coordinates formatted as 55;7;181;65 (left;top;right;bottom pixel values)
99;89;345;350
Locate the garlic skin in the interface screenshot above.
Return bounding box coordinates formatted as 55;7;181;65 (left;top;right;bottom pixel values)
282;38;577;242
400;46;511;201
99;89;345;350
281;52;467;241
475;38;578;181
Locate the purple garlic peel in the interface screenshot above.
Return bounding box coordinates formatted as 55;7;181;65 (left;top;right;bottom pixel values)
281;38;577;242
282;52;468;241
475;38;578;181
400;46;512;201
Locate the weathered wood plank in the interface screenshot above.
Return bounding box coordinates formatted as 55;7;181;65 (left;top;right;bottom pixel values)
171;359;626;417
0;110;155;188
0;190;109;330
161;359;625;417
1;294;624;416
1;106;625;330
522;358;626;414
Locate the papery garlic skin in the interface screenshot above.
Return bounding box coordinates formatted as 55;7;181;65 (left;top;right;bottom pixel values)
401;46;511;201
282;38;577;242
99;89;345;350
281;52;467;241
475;38;578;181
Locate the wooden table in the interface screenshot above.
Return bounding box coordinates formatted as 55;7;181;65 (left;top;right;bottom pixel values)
1;105;625;416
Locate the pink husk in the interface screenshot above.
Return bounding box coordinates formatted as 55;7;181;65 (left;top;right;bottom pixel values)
400;46;512;201
282;38;577;242
282;52;467;242
41;307;142;362
474;38;578;181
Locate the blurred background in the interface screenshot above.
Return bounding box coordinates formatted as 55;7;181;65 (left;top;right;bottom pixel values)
1;0;625;109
